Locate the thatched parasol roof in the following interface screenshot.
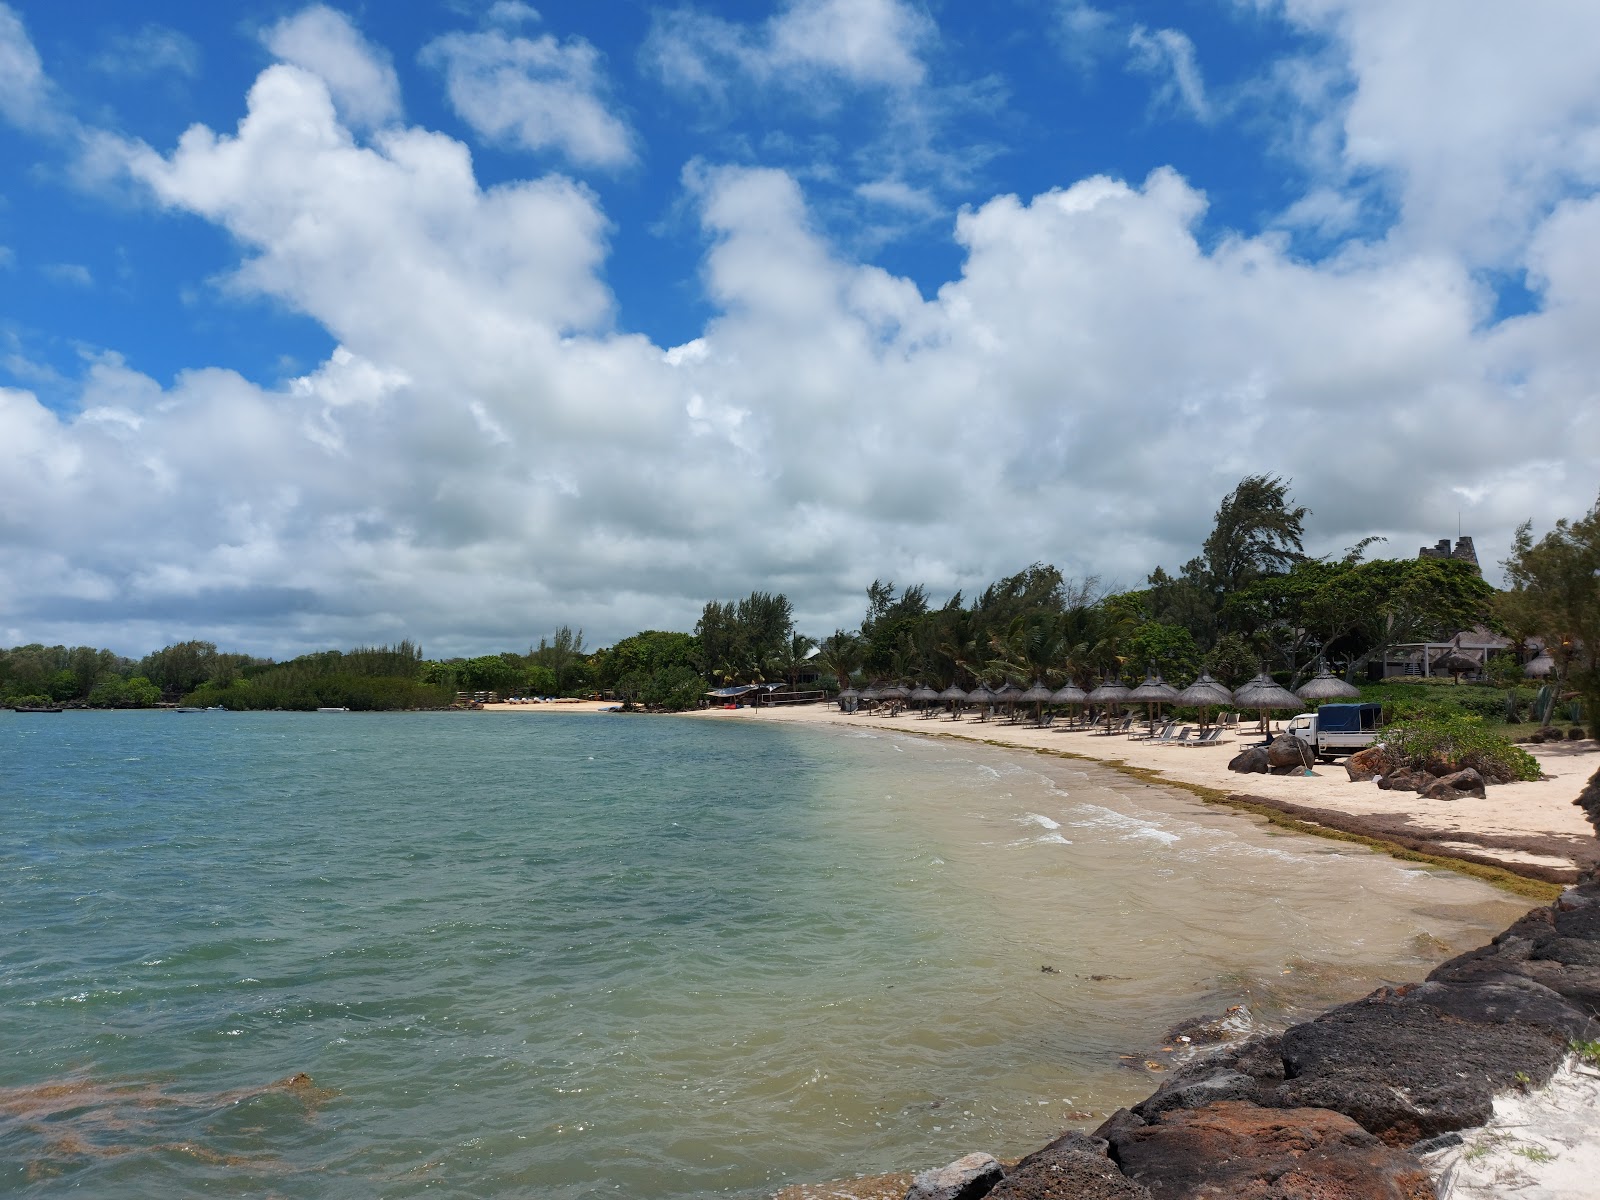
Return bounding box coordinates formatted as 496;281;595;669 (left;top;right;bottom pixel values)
1234;672;1304;712
837;687;860;699
880;684;911;700
1086;679;1130;705
1523;652;1556;679
992;682;1023;703
966;684;998;704
910;685;941;702
1176;672;1233;707
1019;681;1055;703
1295;667;1359;702
1050;683;1088;704
937;684;970;701
1432;651;1479;676
860;684;884;701
1126;674;1181;705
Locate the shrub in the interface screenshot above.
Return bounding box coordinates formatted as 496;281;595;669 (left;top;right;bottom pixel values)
1380;712;1542;783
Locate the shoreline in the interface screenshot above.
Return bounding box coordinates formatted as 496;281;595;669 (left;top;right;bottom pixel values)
664;703;1597;897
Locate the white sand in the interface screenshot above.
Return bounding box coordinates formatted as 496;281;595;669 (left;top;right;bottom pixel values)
694;703;1598;876
1426;1057;1600;1199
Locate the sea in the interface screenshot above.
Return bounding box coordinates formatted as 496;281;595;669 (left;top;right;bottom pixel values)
1;710;1531;1197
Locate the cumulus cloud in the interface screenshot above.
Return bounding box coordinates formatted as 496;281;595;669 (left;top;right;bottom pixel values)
1;5;1598;657
421;27;634;168
646;0;934;101
260;5;401;131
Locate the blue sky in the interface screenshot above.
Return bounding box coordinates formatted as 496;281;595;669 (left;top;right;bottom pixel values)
2;1;1598;657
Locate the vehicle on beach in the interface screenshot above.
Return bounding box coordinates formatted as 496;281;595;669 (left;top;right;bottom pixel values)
1283;702;1383;760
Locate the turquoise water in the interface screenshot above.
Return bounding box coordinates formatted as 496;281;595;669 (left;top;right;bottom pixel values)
1;711;1527;1196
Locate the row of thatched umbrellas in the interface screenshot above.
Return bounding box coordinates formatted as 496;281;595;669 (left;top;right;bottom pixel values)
840;666;1362;735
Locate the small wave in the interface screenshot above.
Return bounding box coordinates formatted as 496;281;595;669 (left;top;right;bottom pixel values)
1009;833;1073;847
1019;813;1061;830
1071;804;1181;845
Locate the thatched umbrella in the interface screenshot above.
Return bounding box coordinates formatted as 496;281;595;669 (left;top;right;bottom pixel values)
1235;671;1304;739
1050;682;1088;727
836;686;860;713
860;684;884;708
911;684;940;717
938;683;969;719
1432;651;1480;684
1087;678;1130;730
1295;667;1359;702
880;684;911;701
1126;673;1181;733
1176;672;1233;730
967;683;998;719
992;681;1023;717
1523;651;1555;679
1019;680;1055;725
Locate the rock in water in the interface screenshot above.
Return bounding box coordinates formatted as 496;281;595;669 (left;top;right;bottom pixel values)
1228;747;1269;774
1103;1100;1433;1199
1421;768;1487;801
1266;734;1313;769
1345;745;1391;782
989;1132;1149;1199
905;1152;1003;1200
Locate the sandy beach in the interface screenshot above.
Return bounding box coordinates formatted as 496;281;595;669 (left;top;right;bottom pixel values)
533;700;1600;890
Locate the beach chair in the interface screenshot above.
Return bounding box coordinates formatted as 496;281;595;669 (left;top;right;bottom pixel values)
1038;712;1055;729
1164;726;1194;745
1184;727;1225;747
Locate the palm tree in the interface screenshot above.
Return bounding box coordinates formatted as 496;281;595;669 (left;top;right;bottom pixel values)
815;631;861;694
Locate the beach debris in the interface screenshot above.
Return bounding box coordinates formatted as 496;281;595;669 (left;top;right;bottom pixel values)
904;1151;1003;1200
1039;965;1058;974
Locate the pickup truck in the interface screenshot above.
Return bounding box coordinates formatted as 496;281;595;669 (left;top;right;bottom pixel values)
1282;702;1383;761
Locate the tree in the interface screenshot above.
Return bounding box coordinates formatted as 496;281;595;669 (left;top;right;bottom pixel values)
1200;475;1309;631
814;630;861;691
1499;493;1600;733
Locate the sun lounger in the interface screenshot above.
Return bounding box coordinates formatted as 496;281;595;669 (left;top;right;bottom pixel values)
1177;727;1227;747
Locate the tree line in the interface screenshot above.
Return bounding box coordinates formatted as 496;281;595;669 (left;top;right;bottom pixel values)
5;479;1594;727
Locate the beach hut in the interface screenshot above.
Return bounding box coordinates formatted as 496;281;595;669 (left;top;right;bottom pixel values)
1175;672;1233;731
1295;667;1360;702
1523;651;1555;679
1432;650;1480;683
937;683;970;719
1234;671;1304;739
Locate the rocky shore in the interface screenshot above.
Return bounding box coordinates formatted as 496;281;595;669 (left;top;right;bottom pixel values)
784;766;1600;1200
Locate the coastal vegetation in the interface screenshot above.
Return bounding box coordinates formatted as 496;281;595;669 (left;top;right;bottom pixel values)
4;482;1593;733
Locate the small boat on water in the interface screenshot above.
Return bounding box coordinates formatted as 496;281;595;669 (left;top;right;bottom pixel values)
11;705;65;713
316;707;350;713
174;706;206;713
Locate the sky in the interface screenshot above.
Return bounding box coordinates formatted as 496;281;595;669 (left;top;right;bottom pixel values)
2;0;1598;660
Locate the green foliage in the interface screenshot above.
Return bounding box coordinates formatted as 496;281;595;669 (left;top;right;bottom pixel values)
696;592;795;683
87;675;161;708
1381;712;1542;783
1122;620;1201;680
594;631;703;709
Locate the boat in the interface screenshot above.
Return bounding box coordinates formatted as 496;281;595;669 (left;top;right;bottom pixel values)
316;707;350;713
10;704;65;713
174;706;206;713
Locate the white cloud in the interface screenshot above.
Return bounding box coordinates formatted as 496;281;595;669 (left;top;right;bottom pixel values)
1128;25;1211;123
646;0;934;101
1055;2;1116;73
421;27;634;168
261;5;400;131
94;25;200;78
41;262;93;287
3;6;1599;657
0;3;57;132
1261;0;1600;265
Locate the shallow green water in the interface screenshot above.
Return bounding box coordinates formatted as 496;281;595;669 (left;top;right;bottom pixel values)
0;711;1528;1196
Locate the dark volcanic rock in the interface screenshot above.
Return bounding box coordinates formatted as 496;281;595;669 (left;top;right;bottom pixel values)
1376;767;1436;792
1421;768;1487;801
1133;1069;1259;1120
1271;982;1573;1143
1105;1100;1433;1199
1345;746;1392;782
1266;734;1314;769
1576;766;1600;840
906;1152;1003;1200
1229;747;1269;774
991;1132;1150;1199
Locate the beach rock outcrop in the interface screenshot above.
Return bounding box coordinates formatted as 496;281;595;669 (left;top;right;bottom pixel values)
1376;767;1435;793
989;1132;1149;1199
1576;766;1600;842
1100;1100;1433;1199
1344;745;1392;782
905;1152;1003;1200
1421;768;1487;801
1228;747;1269;774
1266;734;1314;770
